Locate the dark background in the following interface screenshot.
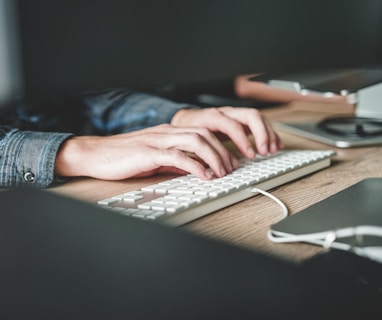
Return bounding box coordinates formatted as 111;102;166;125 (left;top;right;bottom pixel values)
17;0;382;99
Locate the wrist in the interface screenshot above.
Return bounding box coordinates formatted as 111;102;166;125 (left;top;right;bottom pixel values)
55;136;92;177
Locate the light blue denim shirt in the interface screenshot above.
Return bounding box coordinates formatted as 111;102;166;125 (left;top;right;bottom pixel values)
0;89;198;188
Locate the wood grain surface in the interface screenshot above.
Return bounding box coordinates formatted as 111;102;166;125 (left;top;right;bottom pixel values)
52;101;382;262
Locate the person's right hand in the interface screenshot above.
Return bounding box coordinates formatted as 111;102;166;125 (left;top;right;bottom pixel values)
55;124;239;181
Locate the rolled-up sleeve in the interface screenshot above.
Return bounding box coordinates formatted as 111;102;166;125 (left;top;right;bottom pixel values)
82;89;200;134
0;126;73;188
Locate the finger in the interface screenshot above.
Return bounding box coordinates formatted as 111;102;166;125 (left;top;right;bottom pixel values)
262;118;284;154
133;166;190;178
180;127;237;173
140;129;233;177
112;127;233;177
197;108;260;158
150;148;215;180
111;144;214;180
147;129;236;176
219;107;282;155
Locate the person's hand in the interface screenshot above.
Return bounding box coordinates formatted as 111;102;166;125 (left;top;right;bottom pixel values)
171;106;284;158
55;124;238;181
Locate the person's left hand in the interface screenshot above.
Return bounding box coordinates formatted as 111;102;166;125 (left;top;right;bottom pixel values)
171;106;284;158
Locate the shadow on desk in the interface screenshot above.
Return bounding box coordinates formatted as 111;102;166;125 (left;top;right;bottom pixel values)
1;188;381;319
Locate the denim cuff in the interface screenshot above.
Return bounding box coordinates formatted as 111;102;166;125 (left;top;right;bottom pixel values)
0;129;73;188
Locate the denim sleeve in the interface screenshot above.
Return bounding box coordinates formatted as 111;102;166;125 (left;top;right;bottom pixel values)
82;89;200;134
0;126;73;188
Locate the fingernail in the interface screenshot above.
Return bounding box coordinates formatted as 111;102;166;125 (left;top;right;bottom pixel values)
247;147;255;158
260;143;268;155
270;142;277;153
204;169;213;179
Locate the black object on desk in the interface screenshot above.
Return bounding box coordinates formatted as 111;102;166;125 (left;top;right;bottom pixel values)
270;178;382;264
0;188;378;319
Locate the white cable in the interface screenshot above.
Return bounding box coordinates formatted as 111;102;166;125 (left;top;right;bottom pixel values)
268;225;382;263
251;187;289;219
250;188;382;262
268;225;382;244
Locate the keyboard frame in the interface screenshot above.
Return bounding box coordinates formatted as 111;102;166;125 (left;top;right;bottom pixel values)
98;151;334;227
160;157;332;226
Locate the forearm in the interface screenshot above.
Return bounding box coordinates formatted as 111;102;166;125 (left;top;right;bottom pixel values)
82;89;200;134
0;126;73;188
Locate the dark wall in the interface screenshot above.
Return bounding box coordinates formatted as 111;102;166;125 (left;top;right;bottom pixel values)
17;0;382;99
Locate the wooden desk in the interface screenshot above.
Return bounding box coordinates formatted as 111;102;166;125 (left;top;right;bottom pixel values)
51;101;382;263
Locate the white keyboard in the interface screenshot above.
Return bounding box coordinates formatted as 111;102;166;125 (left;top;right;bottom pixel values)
97;150;335;226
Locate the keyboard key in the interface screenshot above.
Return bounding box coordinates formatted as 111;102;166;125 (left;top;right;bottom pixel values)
96;150;336;226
